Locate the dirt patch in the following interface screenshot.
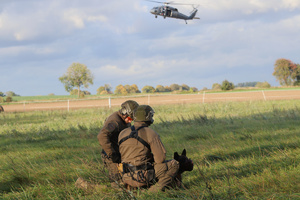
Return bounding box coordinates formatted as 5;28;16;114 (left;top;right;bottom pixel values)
3;90;300;112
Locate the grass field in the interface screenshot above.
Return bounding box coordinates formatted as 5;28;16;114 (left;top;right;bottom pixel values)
4;86;300;103
1;100;299;199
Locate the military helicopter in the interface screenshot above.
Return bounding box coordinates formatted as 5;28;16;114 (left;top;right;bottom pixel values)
146;0;200;24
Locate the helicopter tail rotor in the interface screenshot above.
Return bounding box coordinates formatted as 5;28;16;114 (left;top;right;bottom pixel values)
192;5;199;9
188;7;199;20
190;5;199;14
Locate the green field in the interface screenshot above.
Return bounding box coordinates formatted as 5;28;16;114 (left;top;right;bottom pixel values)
1;100;299;199
4;86;300;103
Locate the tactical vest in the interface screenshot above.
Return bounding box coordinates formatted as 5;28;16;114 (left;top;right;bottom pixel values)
119;126;150;150
119;126;155;186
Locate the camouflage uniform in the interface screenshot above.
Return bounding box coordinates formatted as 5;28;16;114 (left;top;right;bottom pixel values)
118;105;179;192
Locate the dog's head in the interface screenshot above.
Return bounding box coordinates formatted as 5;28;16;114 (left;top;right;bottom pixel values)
174;149;194;174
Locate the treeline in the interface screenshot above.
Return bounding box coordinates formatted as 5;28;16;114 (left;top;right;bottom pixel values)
235;81;271;88
3;58;299;100
211;80;271;91
0;91;19;103
236;82;258;87
96;83;199;95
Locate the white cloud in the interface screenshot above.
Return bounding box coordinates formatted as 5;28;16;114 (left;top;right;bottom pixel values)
1;0;299;95
282;0;300;10
198;0;300;11
87;15;107;22
0;1;111;44
63;9;85;29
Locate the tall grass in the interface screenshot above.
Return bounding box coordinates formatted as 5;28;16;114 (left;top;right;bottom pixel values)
0;100;299;199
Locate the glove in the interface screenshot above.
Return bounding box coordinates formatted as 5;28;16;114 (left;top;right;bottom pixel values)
111;152;121;163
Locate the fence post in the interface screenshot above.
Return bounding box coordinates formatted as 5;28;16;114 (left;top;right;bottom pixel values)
148;94;150;105
23;101;26;112
68;100;70;112
203;91;205;103
109;97;111;108
262;90;266;101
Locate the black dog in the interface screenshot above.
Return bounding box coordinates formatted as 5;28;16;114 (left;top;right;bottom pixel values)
174;149;194;187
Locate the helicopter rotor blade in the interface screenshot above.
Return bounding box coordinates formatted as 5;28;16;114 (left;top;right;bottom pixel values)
145;0;197;6
145;0;171;5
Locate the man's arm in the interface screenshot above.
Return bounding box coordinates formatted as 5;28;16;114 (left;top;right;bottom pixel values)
150;134;167;164
97;122;117;157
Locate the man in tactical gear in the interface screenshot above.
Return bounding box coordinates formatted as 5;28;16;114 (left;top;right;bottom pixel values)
118;105;180;192
97;100;139;188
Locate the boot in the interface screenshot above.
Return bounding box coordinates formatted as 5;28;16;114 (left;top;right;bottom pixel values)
75;177;107;191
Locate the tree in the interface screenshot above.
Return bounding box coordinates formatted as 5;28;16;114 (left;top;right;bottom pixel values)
272;58;299;86
124;84;131;93
59;63;94;98
114;85;128;95
236;82;258;87
255;81;271;88
0;92;4;97
181;84;190;91
212;83;221;90
6;96;13;102
70;89;79;95
5;91;19;97
128;84;140;93
221;80;235;91
70;89;90;96
82;91;91;95
97;84;112;95
97;86;106;94
190;87;198;92
164;86;171;92
169;84;180;91
113;84;140;94
293;64;300;86
142;85;155;93
155;85;166;92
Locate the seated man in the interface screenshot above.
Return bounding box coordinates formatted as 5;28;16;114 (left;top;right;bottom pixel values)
97;100;139;188
118;105;179;192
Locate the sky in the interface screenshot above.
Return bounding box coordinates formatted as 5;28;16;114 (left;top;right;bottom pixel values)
1;0;300;96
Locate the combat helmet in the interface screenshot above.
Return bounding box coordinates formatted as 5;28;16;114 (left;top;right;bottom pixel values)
120;100;139;118
133;105;155;123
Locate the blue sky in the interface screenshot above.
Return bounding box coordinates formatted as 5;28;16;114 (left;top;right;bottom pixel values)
1;0;299;96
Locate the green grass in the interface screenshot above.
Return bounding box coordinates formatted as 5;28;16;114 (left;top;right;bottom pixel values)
4;86;300;103
1;100;299;199
8;95;95;102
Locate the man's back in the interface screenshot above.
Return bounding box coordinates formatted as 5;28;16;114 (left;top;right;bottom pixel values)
119;121;166;166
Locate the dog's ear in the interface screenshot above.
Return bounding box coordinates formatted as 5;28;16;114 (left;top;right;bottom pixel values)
174;152;179;160
181;149;186;156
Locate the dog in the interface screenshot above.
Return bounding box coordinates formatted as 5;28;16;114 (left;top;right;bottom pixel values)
174;149;194;187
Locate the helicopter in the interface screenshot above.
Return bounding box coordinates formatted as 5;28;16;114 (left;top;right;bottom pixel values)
146;0;200;24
